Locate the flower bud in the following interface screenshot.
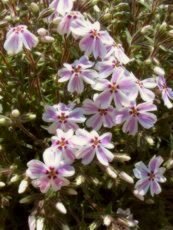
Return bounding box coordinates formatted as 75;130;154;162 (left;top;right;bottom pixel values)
119;171;134;184
10;175;20;183
62;224;70;230
154;66;165;76
36;217;44;230
37;28;47;36
133;190;144;201
145;136;154;146
0;182;5;188
28;215;36;230
56;202;67;214
2;0;9;3
11;109;20;118
30;3;39;13
41;36;55;43
141;25;152;34
114;154;131;162
25;113;37;120
0;116;11;126
18;179;29;194
66;188;78;195
75;175;85;186
106;166;117;179
103;215;112;226
39;8;54;18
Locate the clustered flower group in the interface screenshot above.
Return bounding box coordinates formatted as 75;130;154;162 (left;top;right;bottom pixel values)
4;0;171;200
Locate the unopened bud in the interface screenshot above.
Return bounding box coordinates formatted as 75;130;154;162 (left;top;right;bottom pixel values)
30;3;39;13
10;175;20;183
114;154;131;162
36;217;44;230
93;5;100;13
18;179;28;194
0;116;11;126
2;0;9;3
103;215;112;226
154;66;165;76
0;182;5;188
25;113;36;120
56;202;67;214
62;224;70;230
66;188;78;195
41;35;55;43
37;28;47;36
165;159;173;169
28;215;36;230
119;171;134;184
141;25;152;34
106;166;117;179
39;8;54;18
11;109;20;118
133;190;144;201
75;175;85;186
145;136;154;146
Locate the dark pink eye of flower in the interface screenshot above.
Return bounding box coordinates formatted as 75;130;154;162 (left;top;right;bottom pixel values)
13;26;25;33
90;29;100;39
57;138;68;149
136;80;143;88
72;65;82;74
129;107;139;116
90;137;101;147
46;167;58;179
162;83;167;90
108;82;119;93
148;171;155;181
57;113;69;123
98;108;108;116
112;60;120;68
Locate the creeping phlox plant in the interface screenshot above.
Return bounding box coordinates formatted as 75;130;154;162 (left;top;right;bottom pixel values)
1;0;173;229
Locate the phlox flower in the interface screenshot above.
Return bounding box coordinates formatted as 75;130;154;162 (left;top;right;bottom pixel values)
133;155;166;196
72;21;114;59
57;11;86;37
50;129;76;163
4;25;38;55
83;97;116;130
106;43;130;65
93;67;136;108
58;56;98;94
49;0;73;15
129;73;157;102
42;102;86;134
115;102;157;135
73;129;114;166
157;75;173;108
95;56;123;78
26;147;75;193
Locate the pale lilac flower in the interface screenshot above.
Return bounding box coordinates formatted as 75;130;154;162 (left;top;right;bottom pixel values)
93;67;136;108
26;147;75;193
95;56;123;78
50;129;76;163
57;11;85;37
115;102;157;135
4;25;38;55
129;73;157;102
133;155;166;196
83;97;116;130
49;0;73;15
73;129;114;166
157;75;173;108
58;56;98;94
42;103;86;134
75;21;114;59
106;43;130;65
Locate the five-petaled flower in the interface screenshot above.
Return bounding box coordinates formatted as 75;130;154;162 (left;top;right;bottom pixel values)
58;56;98;94
133;155;166;196
4;25;38;55
83;97;116;130
93;67;136;108
73;129;114;166
26;147;75;193
42;103;86;134
50;129;77;163
115;102;157;135
157;75;173;109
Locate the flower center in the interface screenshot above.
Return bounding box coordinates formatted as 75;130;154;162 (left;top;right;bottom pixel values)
57;113;68;123
90;29;100;39
46;167;58;179
136;80;143;88
56;138;68;150
72;65;82;74
91;137;101;147
162;83;167;90
148;171;155;181
108;82;119;93
112;60;120;68
67;12;78;19
13;26;25;33
98;108;108;116
129;107;139;116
